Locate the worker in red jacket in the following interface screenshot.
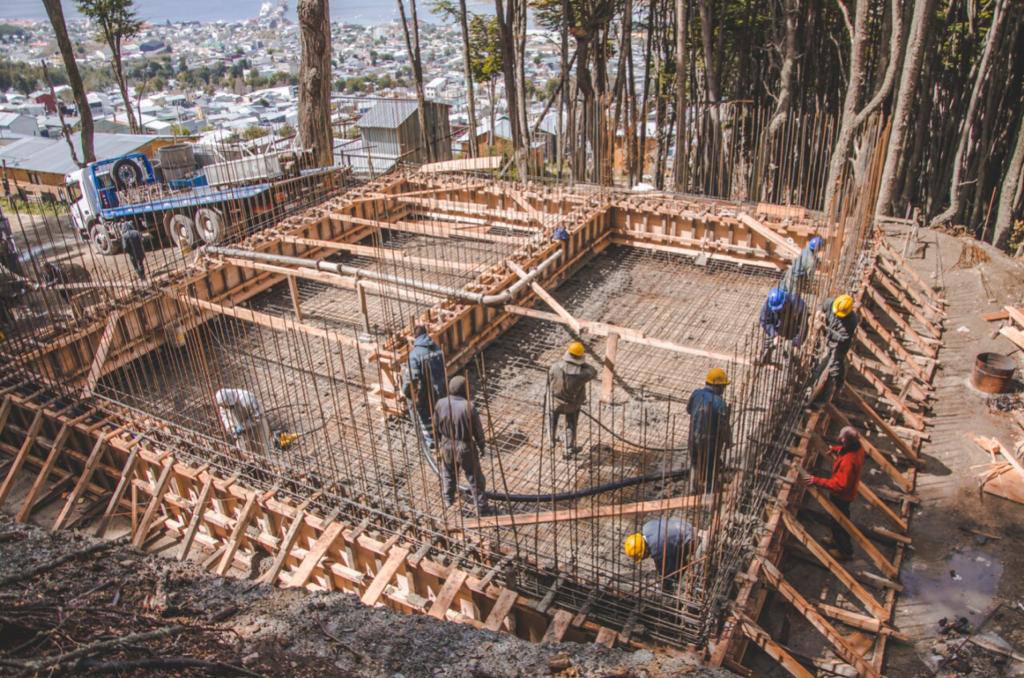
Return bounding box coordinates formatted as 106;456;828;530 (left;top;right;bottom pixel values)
799;426;864;561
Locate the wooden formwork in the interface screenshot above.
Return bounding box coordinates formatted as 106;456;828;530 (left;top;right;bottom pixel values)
710;237;946;676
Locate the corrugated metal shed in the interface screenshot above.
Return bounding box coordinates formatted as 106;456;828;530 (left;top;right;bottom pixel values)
356;100;421;130
0;133;170;176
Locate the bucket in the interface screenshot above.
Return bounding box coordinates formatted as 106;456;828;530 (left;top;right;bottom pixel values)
971;352;1017;393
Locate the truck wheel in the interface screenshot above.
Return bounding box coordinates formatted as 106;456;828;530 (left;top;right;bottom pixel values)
169;213;198;250
90;224;122;256
195;207;226;245
111;158;144;190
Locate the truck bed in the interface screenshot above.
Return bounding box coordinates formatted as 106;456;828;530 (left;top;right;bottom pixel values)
99;182;272;220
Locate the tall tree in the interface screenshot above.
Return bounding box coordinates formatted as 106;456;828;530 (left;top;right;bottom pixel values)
76;0;142;134
767;0;799;137
397;0;434;162
992;105;1024;247
297;0;333;166
430;0;479;158
43;0;94;165
672;0;688;190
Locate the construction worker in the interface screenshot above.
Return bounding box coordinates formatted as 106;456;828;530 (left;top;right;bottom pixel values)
781;235;823;293
624;516;695;593
405;325;447;450
432;375;491;515
215;388;273;458
687;368;733;493
548;341;597;458
799;426;864;561
121;222;146;281
813;293;859;406
758;287;808;364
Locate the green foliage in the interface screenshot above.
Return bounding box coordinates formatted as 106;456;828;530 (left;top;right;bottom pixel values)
277;123;296;138
467;14;502;85
242;124;269;140
76;0;143;53
169;122;191;136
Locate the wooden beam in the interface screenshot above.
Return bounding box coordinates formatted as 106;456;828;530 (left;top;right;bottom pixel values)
845;388;920;463
15;424;71;522
428;569;469;619
216;491;259;575
504;305;751;365
290;521;346;588
287;276;303;322
360;546;409;605
483;587;519;632
508;260;581;332
781;510;888;620
758;557;880;678
95;447;139;538
859;307;930;383
736;611;814;678
178;475;214;562
132;459;174;548
612;234;781;270
817;603;909;641
259;494;318;584
1000;325;1024;352
330;212;523;244
806;486;898;578
0;410;44;506
1005;305;1024;328
81;311;123;397
974;436;1024;487
280;235;480;272
52;434;108;531
865;286;939;357
737;213;802;257
0;396;12;437
871;269;941;338
600;332;620;403
542;609;574;643
460;491;710;529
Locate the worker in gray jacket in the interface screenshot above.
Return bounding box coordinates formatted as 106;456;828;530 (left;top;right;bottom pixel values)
215;388;273;458
548;341;597;458
624;517;695;593
432;375;491;515
405;325;447;450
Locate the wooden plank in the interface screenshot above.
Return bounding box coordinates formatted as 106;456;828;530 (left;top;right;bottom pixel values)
736;611;814;678
999;325;1024;352
846;387;920;463
360;546;409;606
216;491;259;575
0;396;13;437
1004;305;1024;329
81;311;123;397
0;410;44;506
287;276;303;323
95;447;139;537
508;260;581;332
594;626;617;648
877;240;945;307
600;332;619;404
289;521;347;589
258;494;318;584
871;269;941;338
974;436;1024;487
806;486;899;578
817;603;909;641
737;213;802;257
131;459;174;548
483;587;519;632
850;361;927;431
460;491;710;529
52;434;108;531
865;286;939;357
859;307;931;383
758;557;880;678
541;609;574;643
418;156;503;173
428;569;469;619
15;424;70;522
781;510;888;620
178;475;214;562
280;235;479;272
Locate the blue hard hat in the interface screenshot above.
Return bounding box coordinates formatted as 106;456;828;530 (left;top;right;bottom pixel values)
809;236;824;252
767;287;787;312
552;226;569;242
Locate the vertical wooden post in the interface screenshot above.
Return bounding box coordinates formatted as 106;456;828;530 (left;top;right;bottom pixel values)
600;332;619;403
287;275;303;322
357;282;371;334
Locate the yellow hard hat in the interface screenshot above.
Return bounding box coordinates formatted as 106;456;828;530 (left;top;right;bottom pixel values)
706;367;730;386
568;341;585;357
624;532;647;561
832;294;854;318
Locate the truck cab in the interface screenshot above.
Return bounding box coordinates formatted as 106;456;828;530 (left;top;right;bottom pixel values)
65;153;155;253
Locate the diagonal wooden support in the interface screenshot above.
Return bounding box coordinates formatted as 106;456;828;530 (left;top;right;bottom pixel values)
508;260;582;332
360;546;409;605
132;458;175;549
428;569;469;619
844;387;920;463
758;557;880;678
483;587;519;632
290;521;346;589
95;447;139;538
0;396;12;438
853;334;930;403
877;240;946;308
865;286;939;358
0;410;44;506
871;268;942;338
16;424;71;522
737;213;802;258
781;510;888;620
850;361;926;431
806;486;899;578
859;307;931;383
258;494;319;584
178;475;214;562
827;405;913;493
735;610;813;678
52;434;108;532
81;310;124;397
216;491;259;575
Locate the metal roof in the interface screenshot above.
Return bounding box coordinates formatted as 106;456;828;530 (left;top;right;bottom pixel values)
0;133;169;177
356;99;448;130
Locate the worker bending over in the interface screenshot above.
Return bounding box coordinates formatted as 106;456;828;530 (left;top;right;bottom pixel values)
433;375;491;515
758;287;807;364
781;235;823;293
215;388;273;458
405;325;447;451
121;223;146;281
813;293;859;407
687;368;733;493
624;517;695;593
548;341;597;458
799;426;864;561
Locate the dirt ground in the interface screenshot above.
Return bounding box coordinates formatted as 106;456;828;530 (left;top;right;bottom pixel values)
0;513;730;677
881;227;1024;676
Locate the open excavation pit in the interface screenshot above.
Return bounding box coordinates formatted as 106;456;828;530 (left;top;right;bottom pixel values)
3;161;937;670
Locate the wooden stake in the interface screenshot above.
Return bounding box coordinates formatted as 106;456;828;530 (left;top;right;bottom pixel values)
216;491;258;575
287;275;303;323
16;424;70;522
428;569;468;619
178;475;214;562
600;332;619;403
0;410;44;506
132;459;175;549
52;434;108;532
360;546;409;605
290;522;346;589
806;486;899;578
357;282;371;334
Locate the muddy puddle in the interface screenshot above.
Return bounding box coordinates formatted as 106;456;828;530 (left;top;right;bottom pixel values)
903;548;1003;626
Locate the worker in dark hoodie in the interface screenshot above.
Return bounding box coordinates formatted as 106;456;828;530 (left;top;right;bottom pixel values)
404;325;447;451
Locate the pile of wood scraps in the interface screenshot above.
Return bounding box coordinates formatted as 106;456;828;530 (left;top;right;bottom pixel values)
982;305;1024;352
973;435;1024;505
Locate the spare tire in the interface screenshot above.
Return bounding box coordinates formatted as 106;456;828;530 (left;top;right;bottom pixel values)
168;213;198;250
195;207;226;244
111;158;144;190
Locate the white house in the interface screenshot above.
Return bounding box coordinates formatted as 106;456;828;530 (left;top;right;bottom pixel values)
0;112;39;139
425;76;447;100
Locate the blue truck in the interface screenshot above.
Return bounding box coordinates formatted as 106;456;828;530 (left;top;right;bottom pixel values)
65;151;338;255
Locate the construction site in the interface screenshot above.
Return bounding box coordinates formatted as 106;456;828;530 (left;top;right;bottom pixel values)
1;110;1023;677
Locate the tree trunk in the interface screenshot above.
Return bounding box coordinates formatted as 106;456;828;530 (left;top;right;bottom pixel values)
637;0;657;182
993;109;1024;247
931;0;1008;227
298;0;333;167
110;46;139;134
672;0;688;190
397;0;433;162
767;0;799;137
42;0;94;165
876;0;933;216
457;0;478;158
494;0;522;151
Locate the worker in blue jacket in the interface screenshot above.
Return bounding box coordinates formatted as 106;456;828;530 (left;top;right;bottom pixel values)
687;368;733;493
781;235;823;293
404;325;447;450
758;287;808;364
